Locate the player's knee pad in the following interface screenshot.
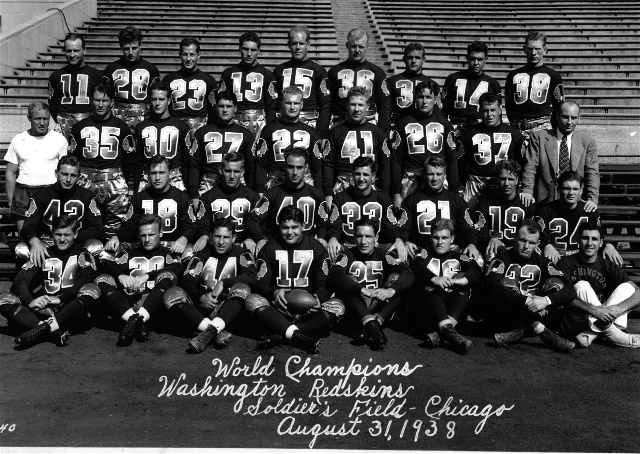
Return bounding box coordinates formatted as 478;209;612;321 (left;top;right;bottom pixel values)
321;297;345;319
228;283;251;302
384;273;400;289
499;277;522;295
78;283;102;301
163;286;191;309
541;277;564;295
82;239;104;257
155;270;177;290
245;294;269;313
14;242;30;260
94;274;117;295
0;292;21;307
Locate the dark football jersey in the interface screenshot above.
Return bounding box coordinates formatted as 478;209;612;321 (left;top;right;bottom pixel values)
557;255;630;302
219;63;277;122
273;59;331;132
473;194;536;250
103;58;160;105
387;71;436;121
505;64;564;121
391;109;458;194
442;70;501;124
246;183;328;241
188;121;255;197
460;123;525;178
195;184;260;242
254;234;332;302
326;187;399;244
47;64;103;118
254;120;320;193
399;188;477;248
12;244;97;303
327;60;391;132
21;184;103;244
410;249;482;290
117;186;197;243
181;244;257;300
535;201;600;254
324;121;391;195
163;68;217;118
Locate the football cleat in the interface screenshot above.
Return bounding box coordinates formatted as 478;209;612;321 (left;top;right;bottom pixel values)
56;330;71;347
441;325;473;354
494;325;526;347
15;322;52;349
136;321;152;343
539;328;575;353
424;331;441;349
189;325;218;353
291;330;320;354
214;330;232;349
117;314;143;347
366;319;387;351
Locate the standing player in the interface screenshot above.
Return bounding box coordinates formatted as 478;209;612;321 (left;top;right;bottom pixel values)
163;218;257;353
0;215;100;348
254;86;321;193
328;28;390;134
163;38;217;134
442;41;501;128
48;33;103;141
324;87;390;202
273;26;331;138
391;81;458;207
189;91;256;198
330;219;414;350
246;207;344;353
458;92;525;210
133;80;191;193
219;32;277;137
68;82;135;237
103;27;160;131
505;31;564;137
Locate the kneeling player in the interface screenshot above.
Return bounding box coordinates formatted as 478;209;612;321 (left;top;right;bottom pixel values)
246;206;344;353
97;214;182;346
163;218;257;353
329;219;414;350
410;218;482;354
0;215;100;348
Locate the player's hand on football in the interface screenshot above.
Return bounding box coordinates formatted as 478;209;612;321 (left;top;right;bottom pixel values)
486;238;505;261
327;238;342;261
105;235;120;252
28;238;50;267
256;239;268;255
388;238;408;263
273;289;290;312
602;243;623;267
118;275;135;290
519;193;535;207
28;295;52;310
371;288;396;301
199;292;219;311
583;200;598;212
405;241;419;258
462;244;481;261
242;238;257;256
525;296;550;312
193;235;209;253
543;244;561;264
171;236;188;255
132;274;149;291
309;295;321;313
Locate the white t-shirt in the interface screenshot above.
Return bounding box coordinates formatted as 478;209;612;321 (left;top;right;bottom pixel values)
5;129;68;186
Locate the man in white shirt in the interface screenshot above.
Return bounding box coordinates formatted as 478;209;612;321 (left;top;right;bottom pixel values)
5;102;68;233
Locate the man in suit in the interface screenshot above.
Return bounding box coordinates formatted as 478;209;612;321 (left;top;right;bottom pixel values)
520;101;599;212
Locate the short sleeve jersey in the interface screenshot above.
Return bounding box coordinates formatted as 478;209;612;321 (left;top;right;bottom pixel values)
5;130;68;186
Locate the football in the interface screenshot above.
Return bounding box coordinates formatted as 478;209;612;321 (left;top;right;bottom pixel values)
284;289;318;315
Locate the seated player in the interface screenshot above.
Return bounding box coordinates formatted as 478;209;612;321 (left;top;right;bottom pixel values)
189;90;255;198
1;215;100;348
410;218;482;354
254;86;321;193
246;147;328;251
326;157;406;261
458;92;525;210
245;207;344;353
18;156;103;266
399;156;481;262
323;87;390;204
391;81;458;207
97;214;183;346
105;156;197;259
557;223;640;348
485;219;577;353
134;80;191;193
163;218;257;353
193;152;261;255
329;219;414;350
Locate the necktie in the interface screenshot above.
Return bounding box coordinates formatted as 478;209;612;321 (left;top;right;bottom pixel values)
559;135;569;174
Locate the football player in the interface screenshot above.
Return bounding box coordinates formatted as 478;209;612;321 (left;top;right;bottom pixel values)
189;90;255;198
485;219;577;352
103;27;160;131
442;41;501;128
1;215;100;349
133;80;191;193
328;28;390;134
48;33;103;141
391;80;458;207
557;222;640;348
163;218;257;353
18;156;103;266
410;218;482;354
329;218;414;350
68;82;135;238
96;214;183;346
163;38;218;134
193;152;261;254
219;32;277;137
245;206;344;353
505;31;564;137
254;86;321;193
273;25;331;138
